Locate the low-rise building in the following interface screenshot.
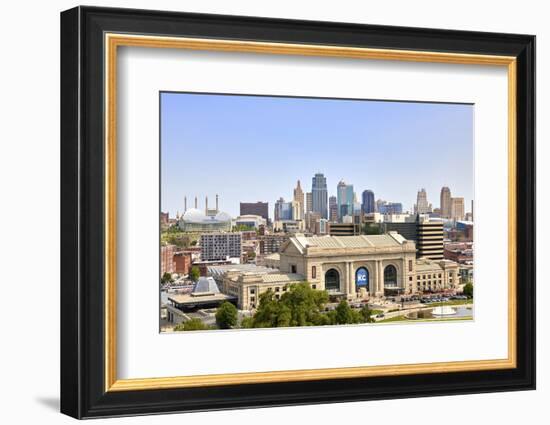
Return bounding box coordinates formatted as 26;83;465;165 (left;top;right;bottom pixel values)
221;270;306;309
166;277;237;320
273;219;305;233
160;244;176;276
173;252;192;275
444;241;474;264
412;258;460;293
234;214;267;229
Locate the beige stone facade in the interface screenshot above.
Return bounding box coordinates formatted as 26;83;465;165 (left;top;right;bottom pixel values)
221;270;305;309
217;233;460;310
277;233;417;298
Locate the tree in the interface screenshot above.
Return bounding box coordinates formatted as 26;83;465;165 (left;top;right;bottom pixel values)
249;290;283;328
189;266;200;282
363;223;382;235
334;300;363;324
216;302;238;329
240;316;255;328
160;272;173;285
463;282;474;298
246;283;329;328
174;318;208;331
233;224;255;232
360;304;375;323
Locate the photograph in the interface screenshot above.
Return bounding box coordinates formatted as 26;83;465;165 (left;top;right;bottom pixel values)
57;4;536;419
159;92;475;332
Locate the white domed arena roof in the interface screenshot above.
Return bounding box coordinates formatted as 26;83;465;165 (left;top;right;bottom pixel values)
182;208;206;223
214;211;232;222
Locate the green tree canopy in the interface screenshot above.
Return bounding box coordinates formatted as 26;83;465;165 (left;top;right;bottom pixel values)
360;304;375;323
233;224;256;232
160;272;173;285
240;316;255;328
215;302;238;329
248;283;329;328
463;282;474;298
174;318;209;331
362;223;383;235
189;266;200;282
334;300;363;325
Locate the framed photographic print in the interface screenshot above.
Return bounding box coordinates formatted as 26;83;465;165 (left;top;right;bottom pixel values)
60;6;536;419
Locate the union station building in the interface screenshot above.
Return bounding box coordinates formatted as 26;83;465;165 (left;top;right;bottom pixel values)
215;232;460;310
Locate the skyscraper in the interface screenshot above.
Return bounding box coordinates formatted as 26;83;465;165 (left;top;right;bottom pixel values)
440;186;452;219
451;197;465;221
361;190;375;214
291;200;303;221
305;192;313;214
378;202;403;215
274;197;285;222
337;180;354;220
415;188;432;214
329;196;338;222
293;180;304;220
312;173;328;219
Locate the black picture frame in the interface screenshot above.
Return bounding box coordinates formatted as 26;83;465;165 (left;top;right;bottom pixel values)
61;5;535;419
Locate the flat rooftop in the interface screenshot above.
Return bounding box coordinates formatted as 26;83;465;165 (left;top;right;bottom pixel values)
207;263;275;278
168;293;236;305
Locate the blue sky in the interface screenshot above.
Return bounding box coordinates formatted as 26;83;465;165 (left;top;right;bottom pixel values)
161;92;473;219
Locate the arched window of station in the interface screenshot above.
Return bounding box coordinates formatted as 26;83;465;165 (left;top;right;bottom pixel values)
324;269;340;292
384;265;398;287
355;267;369;292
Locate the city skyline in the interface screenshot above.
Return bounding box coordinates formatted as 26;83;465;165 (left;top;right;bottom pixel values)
161;92;474;218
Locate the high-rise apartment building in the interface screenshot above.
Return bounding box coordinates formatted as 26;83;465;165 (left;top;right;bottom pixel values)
311;173;328;219
440;186;452;219
451;197;465;221
200;233;242;261
361;190;375;214
337;180;354;220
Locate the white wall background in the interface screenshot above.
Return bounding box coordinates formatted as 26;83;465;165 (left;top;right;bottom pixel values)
0;0;545;423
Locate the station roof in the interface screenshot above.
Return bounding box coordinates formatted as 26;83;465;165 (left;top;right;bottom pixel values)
207;264;274;278
290;232;409;253
261;273;305;283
